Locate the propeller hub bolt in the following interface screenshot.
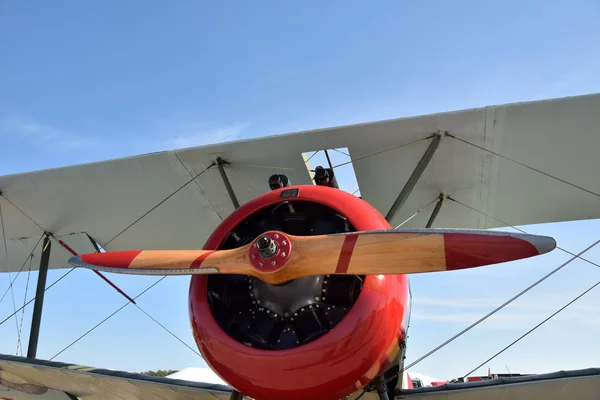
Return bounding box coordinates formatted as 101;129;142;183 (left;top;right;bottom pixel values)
248;231;292;272
256;235;278;259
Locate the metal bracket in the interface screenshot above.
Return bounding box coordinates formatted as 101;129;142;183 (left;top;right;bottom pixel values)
217;157;240;210
385;133;442;223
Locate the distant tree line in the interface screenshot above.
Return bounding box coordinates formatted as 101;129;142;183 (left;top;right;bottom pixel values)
141;369;179;377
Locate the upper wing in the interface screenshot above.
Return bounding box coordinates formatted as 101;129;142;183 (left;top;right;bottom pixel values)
1;93;599;272
0;353;232;400
398;368;600;399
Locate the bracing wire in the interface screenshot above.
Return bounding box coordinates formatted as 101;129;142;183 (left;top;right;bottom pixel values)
102;162;215;247
0;234;44;305
15;255;33;356
390;238;600;382
50;276;166;360
0;200;21;347
46;165;222;360
306;150;320;162
134;304;202;357
393;194;600;377
333;135;435;169
1;163;218;359
332;148;350;157
447;197;600;270
0;268;76;327
462;279;600;377
394;196;440;229
445;133;600;200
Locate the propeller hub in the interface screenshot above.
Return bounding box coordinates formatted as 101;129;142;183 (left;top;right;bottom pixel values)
256;236;278;258
248;231;292;272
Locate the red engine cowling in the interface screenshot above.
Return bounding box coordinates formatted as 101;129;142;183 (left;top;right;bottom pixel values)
189;185;410;400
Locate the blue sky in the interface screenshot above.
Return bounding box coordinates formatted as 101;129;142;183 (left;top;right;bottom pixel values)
1;0;599;381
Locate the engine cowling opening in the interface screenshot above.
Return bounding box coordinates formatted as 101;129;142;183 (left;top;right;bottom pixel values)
206;200;364;350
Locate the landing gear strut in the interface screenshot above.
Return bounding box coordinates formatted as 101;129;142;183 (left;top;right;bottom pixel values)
229;389;243;400
376;376;390;400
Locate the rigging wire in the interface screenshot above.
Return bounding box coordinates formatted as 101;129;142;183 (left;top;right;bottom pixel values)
46;163;223;361
447;197;600;270
233;134;436;173
15;256;33;356
102;162;216;247
0;194;45;232
332;148;350;157
50;276;166;361
0;162;219;359
394;196;440;229
0;234;44;305
306;150;319;162
445;133;600;200
462;279;600;377
394;238;600;378
333;135;436;169
0;200;21;346
0;267;76;328
134;303;202;357
0;193;135;304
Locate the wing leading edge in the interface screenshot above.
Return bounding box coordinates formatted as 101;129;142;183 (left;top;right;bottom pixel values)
0;353;232;400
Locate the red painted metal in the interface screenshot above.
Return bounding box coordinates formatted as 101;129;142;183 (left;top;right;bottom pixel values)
248;231;292;272
189;185;410;400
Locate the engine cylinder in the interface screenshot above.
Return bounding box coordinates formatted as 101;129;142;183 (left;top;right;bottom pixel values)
189;185;409;400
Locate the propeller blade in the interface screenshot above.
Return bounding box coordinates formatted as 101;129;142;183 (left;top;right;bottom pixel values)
300;229;556;278
68;229;555;284
68;249;252;276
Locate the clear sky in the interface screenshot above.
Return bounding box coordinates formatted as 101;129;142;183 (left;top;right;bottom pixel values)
1;0;599;382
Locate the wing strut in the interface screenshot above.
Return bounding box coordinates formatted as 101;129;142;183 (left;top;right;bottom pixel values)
425;194;444;228
385;133;442;223
27;234;51;358
217;157;240;209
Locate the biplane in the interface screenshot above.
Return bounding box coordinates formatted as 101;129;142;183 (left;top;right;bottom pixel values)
0;93;599;400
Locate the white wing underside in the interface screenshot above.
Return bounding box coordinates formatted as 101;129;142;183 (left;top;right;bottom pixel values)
0;93;598;272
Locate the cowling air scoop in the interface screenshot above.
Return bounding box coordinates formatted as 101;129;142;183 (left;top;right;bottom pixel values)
68;229;556;285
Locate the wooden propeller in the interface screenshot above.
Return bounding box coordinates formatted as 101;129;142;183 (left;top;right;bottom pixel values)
68;229;555;285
